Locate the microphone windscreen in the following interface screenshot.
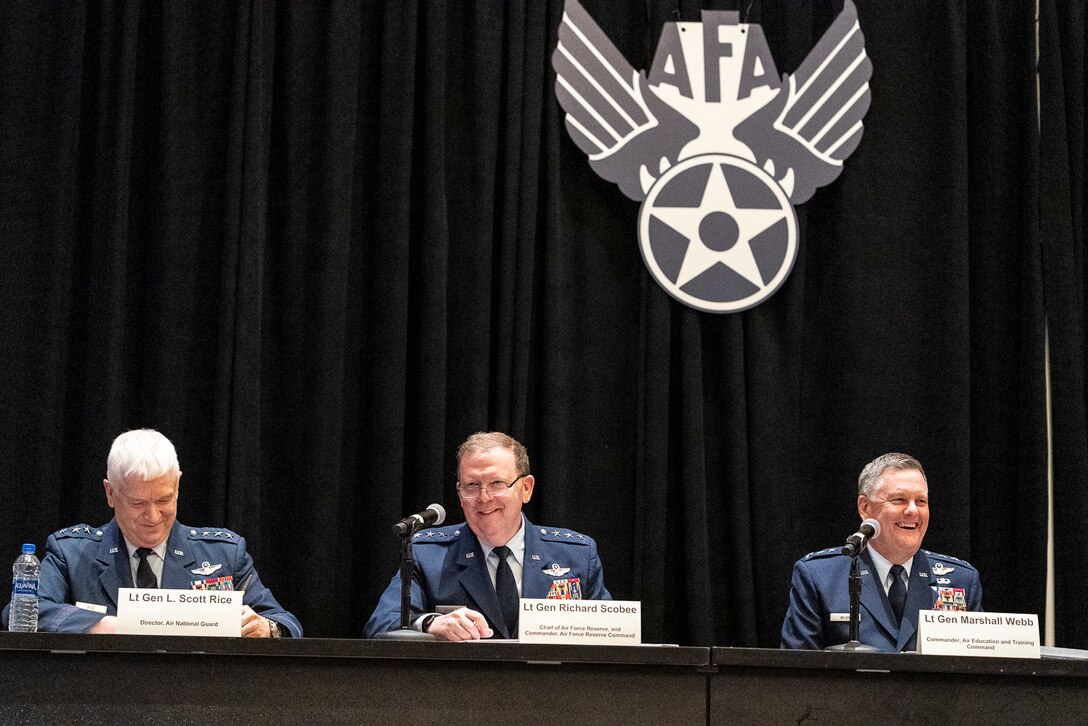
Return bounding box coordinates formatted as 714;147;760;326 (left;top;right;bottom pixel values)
428;503;447;525
861;517;881;538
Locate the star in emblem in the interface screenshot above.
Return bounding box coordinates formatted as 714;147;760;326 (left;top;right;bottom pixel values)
650;161;789;290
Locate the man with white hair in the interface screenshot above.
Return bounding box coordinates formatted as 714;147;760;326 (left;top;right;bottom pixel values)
7;429;301;637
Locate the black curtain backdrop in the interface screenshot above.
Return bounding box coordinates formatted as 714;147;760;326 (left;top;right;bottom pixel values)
1041;0;1088;648
0;0;1076;646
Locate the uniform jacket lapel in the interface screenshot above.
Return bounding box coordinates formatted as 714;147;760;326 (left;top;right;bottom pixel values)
452;528;507;637
161;523;197;590
94;521;131;610
521;521;551;599
858;551;898;643
897;554;935;651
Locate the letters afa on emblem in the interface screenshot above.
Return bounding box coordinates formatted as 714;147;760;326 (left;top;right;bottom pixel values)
553;0;872;313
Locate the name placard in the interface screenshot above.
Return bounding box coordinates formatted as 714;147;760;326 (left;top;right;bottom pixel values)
116;588;242;637
518;599;641;645
917;610;1040;658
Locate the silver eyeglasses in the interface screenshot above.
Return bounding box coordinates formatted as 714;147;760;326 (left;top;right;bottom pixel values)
456;474;526;499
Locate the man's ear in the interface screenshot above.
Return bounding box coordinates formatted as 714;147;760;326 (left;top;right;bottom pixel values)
520;475;536;503
857;494;870;520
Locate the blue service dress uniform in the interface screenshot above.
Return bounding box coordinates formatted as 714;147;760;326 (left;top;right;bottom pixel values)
5;519;302;636
780;547;982;652
364;517;611;638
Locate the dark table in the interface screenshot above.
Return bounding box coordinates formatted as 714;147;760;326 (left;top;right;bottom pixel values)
711;646;1088;725
3;633;1085;725
0;632;710;725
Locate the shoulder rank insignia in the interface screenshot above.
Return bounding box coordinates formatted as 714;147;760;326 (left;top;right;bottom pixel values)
191;561;222;576
58;525;100;538
538;527;589;542
804;547;840;559
189;529;237;540
542;563;570;577
932;563;955;575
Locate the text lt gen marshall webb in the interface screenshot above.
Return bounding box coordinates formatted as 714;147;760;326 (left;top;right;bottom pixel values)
922;613;1033;626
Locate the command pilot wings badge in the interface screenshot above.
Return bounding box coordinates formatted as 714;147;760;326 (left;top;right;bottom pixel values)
553;0;872;312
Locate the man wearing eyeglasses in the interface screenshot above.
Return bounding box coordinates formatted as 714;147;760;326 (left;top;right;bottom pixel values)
365;431;611;640
780;452;983;652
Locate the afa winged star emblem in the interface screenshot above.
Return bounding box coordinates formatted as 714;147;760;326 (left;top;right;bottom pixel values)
553;0;872;312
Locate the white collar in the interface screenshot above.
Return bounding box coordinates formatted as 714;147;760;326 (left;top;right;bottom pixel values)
479;516;526;566
867;545;915;593
123;538;168;562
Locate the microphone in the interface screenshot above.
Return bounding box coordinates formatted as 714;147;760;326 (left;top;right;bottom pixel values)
842;518;881;556
393;503;446;536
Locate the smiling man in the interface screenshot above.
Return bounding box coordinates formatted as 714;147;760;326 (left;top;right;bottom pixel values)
365;432;611;640
780;452;982;652
4;429;301;637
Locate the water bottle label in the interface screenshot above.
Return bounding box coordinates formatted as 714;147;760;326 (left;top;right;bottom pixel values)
12;578;38;596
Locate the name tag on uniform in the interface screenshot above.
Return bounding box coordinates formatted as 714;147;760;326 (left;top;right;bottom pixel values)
75;601;107;614
830;613;855;622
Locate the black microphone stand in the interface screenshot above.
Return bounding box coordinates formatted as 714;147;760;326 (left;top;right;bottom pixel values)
825;549;878;652
375;521;436;641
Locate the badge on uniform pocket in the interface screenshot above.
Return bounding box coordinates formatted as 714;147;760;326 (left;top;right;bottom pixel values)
547;577;583;600
931;586;967;611
191;575;234;591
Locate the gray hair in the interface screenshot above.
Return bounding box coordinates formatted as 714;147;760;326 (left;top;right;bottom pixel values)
106;429;181;488
456;432;530;478
857;452;926;497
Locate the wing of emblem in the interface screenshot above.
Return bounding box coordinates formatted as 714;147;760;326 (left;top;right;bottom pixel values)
553;0;699;201
734;0;872;204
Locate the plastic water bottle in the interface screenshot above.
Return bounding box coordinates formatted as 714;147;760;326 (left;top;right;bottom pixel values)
10;543;40;632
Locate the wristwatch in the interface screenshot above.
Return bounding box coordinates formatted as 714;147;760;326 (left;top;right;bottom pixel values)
267;619;283;638
420;614;439;633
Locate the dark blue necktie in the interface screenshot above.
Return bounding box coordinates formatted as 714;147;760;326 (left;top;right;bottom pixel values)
492;545;519;636
135;547;158;589
888;564;906;624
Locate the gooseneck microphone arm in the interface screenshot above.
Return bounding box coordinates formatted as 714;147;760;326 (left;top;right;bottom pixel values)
825;518;882;653
398;533;414;630
847;553;863;643
395;504;445;629
374;504;447;640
